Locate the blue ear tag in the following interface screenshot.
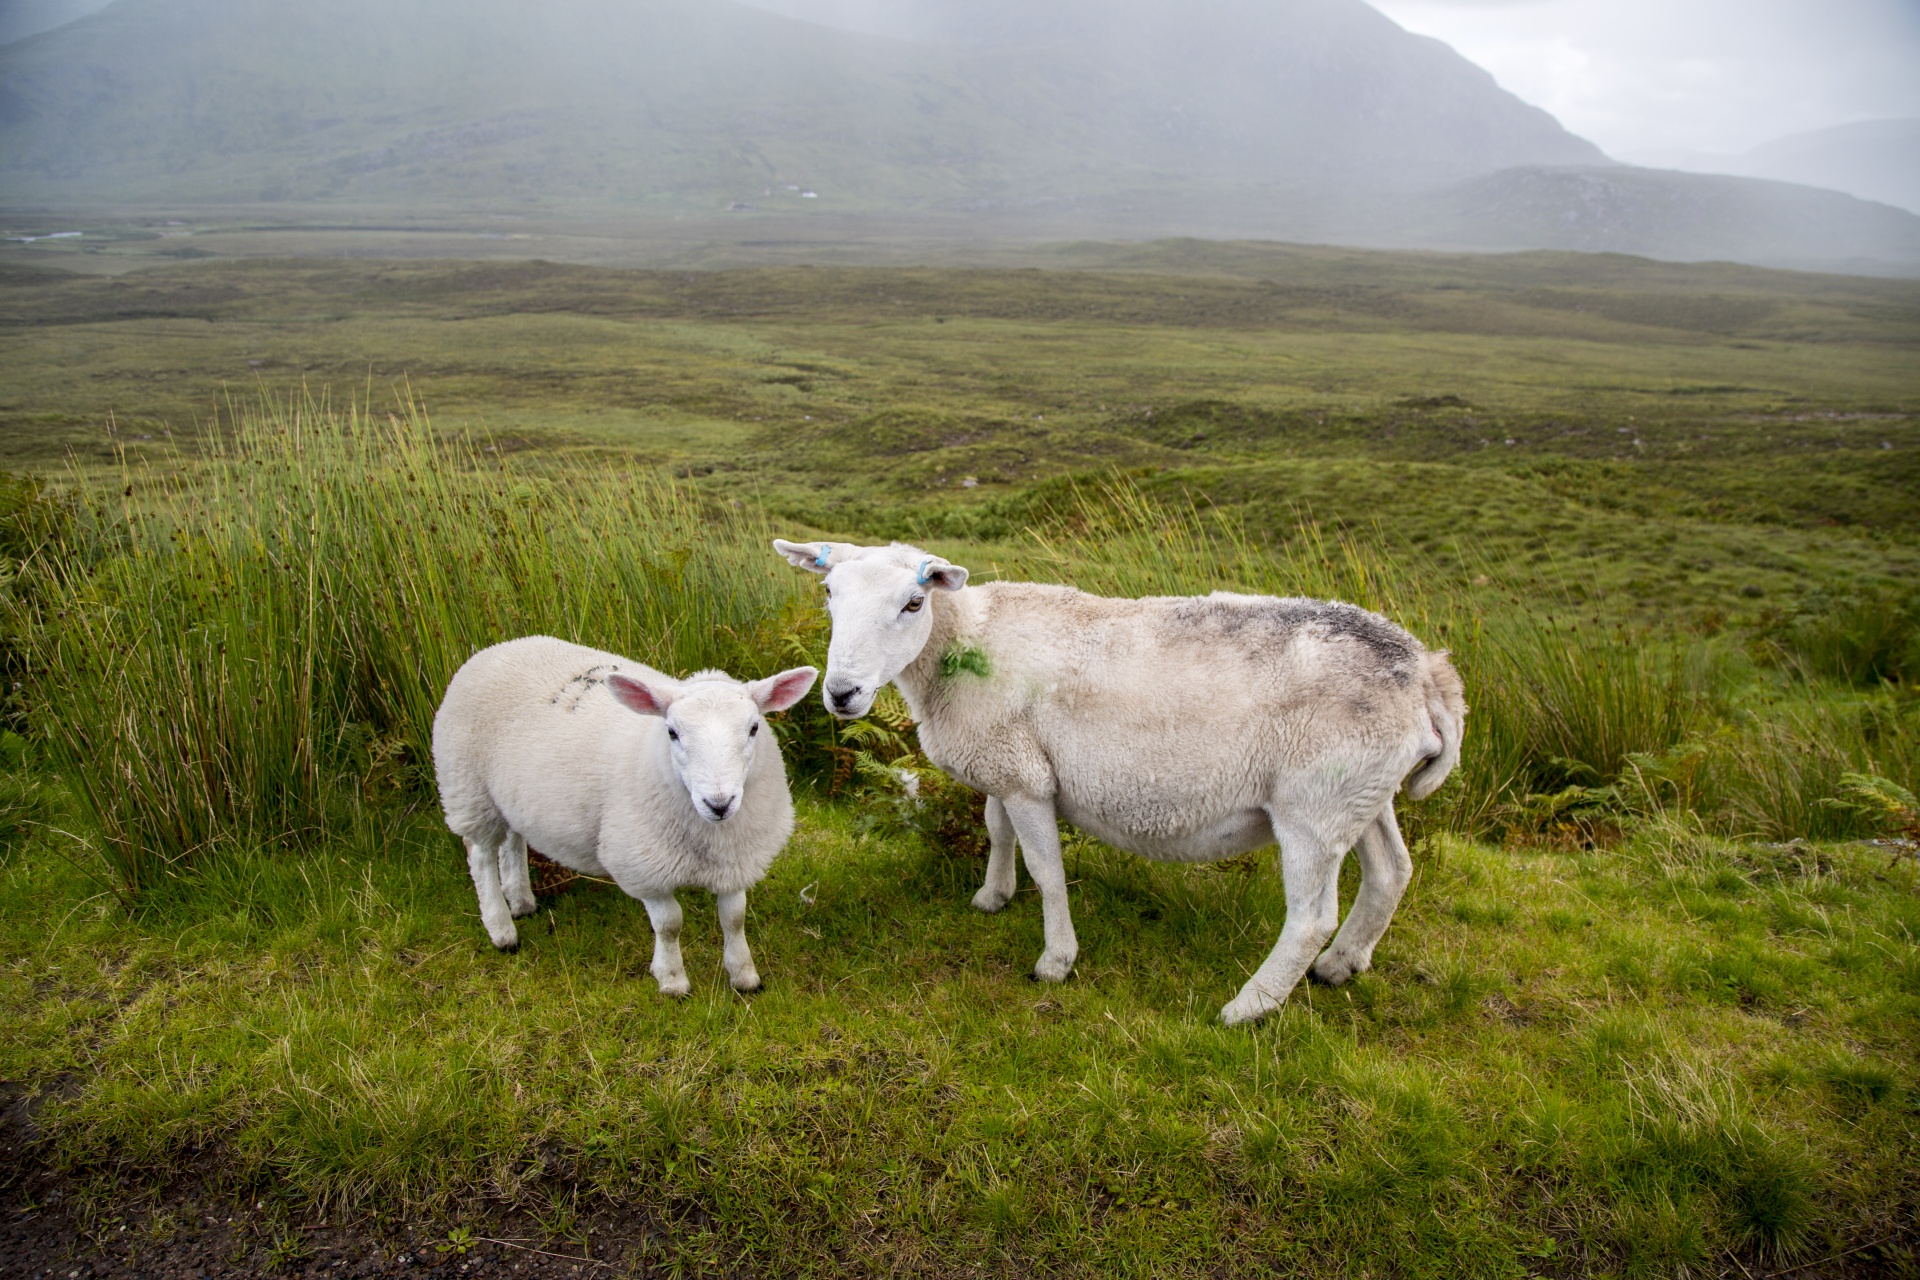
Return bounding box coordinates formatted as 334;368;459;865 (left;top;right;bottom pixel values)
916;559;932;585
814;546;830;569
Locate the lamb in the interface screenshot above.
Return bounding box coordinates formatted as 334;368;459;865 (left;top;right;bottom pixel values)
432;635;817;996
773;539;1465;1025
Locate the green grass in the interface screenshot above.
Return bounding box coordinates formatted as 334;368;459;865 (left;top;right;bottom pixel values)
3;252;1913;633
3;799;1914;1275
20;395;821;894
1;249;1917;1274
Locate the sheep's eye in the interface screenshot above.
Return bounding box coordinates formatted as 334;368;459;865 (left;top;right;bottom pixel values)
902;597;924;613
666;727;679;741
749;722;759;737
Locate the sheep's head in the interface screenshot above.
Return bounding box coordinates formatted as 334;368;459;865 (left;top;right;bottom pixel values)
607;666;817;821
772;539;968;719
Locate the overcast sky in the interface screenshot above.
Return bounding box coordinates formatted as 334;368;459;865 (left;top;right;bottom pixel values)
1368;0;1920;162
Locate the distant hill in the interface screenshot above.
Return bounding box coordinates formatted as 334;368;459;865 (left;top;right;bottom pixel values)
0;0;109;45
2;0;1918;274
1719;119;1920;216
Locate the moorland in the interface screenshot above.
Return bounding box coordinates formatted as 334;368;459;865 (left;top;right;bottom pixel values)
0;240;1917;1277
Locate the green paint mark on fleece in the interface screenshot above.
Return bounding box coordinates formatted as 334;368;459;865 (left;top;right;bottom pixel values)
940;640;992;680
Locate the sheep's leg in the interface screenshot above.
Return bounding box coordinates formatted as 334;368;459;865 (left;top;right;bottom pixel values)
1000;794;1078;982
1311;806;1413;987
716;891;762;993
465;837;521;952
641;894;690;997
971;794;1020;913
1220;821;1342;1025
498;830;538;919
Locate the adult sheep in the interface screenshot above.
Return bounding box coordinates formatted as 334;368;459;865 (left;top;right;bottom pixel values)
433;636;817;996
773;539;1464;1025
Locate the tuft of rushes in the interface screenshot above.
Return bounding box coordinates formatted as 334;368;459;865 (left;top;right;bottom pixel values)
24;394;809;895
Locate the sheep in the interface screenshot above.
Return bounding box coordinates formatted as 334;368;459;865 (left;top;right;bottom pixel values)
772;539;1465;1025
432;635;817;996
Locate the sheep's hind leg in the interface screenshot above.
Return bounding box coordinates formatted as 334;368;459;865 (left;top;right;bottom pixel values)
465;836;521;952
971;795;1019;913
498;830;538;919
716;891;762;993
641;894;690;997
1000;794;1078;982
1311;806;1412;987
1220;820;1342;1025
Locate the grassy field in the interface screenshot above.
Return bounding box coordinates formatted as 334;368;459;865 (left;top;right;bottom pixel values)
1;245;1917;1276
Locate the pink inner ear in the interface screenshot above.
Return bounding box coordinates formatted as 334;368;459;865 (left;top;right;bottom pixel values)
756;667;818;713
607;673;669;716
926;563;967;590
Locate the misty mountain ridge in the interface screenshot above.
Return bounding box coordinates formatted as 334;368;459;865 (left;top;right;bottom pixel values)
2;0;1917;274
1710;120;1920;217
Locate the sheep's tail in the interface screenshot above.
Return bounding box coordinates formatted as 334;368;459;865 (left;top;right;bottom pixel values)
1403;650;1467;801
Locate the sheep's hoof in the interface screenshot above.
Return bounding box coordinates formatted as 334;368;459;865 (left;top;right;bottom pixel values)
494;939;520;955
971;887;1011;913
656;977;691;998
1309;954;1362;987
732;978;764;995
508;900;539;920
1218;992;1277;1026
1031;953;1075;983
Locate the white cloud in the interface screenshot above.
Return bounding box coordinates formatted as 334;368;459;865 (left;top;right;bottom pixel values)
1369;0;1920;159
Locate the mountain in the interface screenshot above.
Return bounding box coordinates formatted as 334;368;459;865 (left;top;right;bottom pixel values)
0;0;1600;208
0;0;109;45
743;0;1608;189
1718;120;1920;216
1;0;1916;274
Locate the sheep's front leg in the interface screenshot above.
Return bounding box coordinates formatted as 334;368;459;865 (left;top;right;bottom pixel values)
1000;794;1077;982
971;794;1019;913
1311;806;1412;987
465;837;521;952
1220;819;1342;1025
498;831;539;919
716;890;762;993
640;894;690;997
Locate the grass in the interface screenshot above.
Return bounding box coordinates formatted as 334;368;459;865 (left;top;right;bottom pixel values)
20;396;820;894
0;248;1917;1274
3;799;1914;1275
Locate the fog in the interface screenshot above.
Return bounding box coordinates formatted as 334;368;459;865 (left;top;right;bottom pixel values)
11;0;1916;164
3;0;1918;267
1368;0;1920;162
746;0;1920;165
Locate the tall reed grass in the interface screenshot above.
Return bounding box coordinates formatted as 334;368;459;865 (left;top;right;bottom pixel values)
26;395;814;894
18;444;1914;897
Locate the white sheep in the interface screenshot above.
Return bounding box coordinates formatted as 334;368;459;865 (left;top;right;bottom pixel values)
432;635;817;996
773;539;1465;1025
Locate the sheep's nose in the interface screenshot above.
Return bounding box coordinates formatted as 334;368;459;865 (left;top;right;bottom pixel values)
828;683;863;712
703;793;736;820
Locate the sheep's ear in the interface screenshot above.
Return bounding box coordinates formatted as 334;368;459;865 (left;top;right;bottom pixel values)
918;557;969;592
607;673;674;717
749;666;818;714
772;538;850;575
